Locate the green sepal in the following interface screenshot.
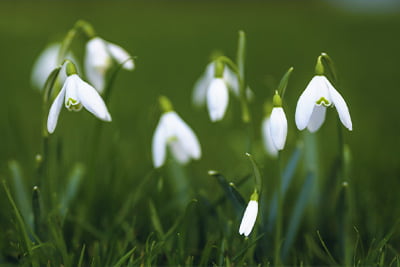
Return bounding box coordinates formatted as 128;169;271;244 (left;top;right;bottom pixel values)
66;60;77;76
250;190;259;201
159;96;174;113
273;91;282;107
315;55;325;75
214;60;225;78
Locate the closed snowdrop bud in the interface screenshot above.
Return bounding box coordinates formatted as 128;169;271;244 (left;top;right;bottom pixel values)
295;55;352;132
152;96;201;168
269;92;287;151
206;78;229;122
239;191;259;237
85;37;133;94
47;61;112;134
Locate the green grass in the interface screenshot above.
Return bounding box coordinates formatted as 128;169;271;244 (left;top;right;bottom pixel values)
0;1;400;266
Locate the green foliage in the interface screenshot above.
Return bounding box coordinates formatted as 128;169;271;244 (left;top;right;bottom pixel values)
0;1;399;266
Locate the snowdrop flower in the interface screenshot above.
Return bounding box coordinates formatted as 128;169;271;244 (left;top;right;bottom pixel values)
85;37;134;94
207;77;229;122
31;43;75;91
269;92;288;150
295;75;352;132
152;96;201;168
239;191;259;237
47;61;111;134
192;61;253;108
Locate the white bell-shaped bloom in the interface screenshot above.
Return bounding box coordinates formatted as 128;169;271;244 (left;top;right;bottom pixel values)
84;37;134;94
261;117;279;157
192;62;253;107
31;43;75;91
152;111;201;168
206;78;229;122
295;75;352;132
47;74;112;133
269;107;288;150
239;200;258;237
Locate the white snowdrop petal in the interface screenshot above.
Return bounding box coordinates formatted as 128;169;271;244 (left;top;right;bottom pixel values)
47;86;66;134
328;85;353;131
224;66;240;95
107;42;134;70
152;122;167;168
261;117;278;157
269;107;288;150
207;78;229;122
168;112;201;160
31;44;60;90
295;76;320;130
192;72;211;107
169;141;191;164
73;75;112;121
239;200;258;237
306;105;327;133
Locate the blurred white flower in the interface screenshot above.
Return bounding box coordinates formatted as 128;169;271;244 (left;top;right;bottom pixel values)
152;111;201;168
47;73;111;134
192;61;253;107
31;43;74;91
269;107;288;150
295;75;352;132
261;116;278;157
239;199;258;237
206;78;229;122
84;37;134;94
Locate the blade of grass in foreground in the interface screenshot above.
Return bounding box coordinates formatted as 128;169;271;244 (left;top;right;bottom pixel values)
282;172;314;260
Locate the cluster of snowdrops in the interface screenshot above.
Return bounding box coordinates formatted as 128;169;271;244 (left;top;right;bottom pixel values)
31;20;353;239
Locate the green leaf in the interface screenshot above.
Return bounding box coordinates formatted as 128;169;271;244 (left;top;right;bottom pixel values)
209;170;246;216
277;66;294;99
268;144;302;231
282;172;314;260
245;153;262;193
8;160;33;229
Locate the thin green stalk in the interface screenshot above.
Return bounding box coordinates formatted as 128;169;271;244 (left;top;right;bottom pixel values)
274;152;283;265
236;30;250;124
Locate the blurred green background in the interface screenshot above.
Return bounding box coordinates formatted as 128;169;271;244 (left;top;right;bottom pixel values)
0;0;399;264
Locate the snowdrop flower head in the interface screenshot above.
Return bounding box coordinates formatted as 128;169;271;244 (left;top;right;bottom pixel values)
295;54;352;133
269;92;288;151
152;96;201;168
85;37;134;94
31;43;75;91
239;191;259;237
261;115;278;157
295;75;352;133
47;61;112;134
207;77;229;122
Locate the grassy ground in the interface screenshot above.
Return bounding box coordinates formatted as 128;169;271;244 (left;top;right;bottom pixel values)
0;1;399;266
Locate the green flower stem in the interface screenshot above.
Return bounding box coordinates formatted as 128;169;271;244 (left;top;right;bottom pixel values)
57;20;96;64
274;152;283;265
236;30;251;124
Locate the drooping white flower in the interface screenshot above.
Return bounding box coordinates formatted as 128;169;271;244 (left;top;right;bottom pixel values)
206;78;229;122
269;107;288;151
295;75;352;132
31;43;75;91
152;111;201;168
84;37;134;94
239;199;258;237
261;116;279;157
192;61;253;107
47;73;112;134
